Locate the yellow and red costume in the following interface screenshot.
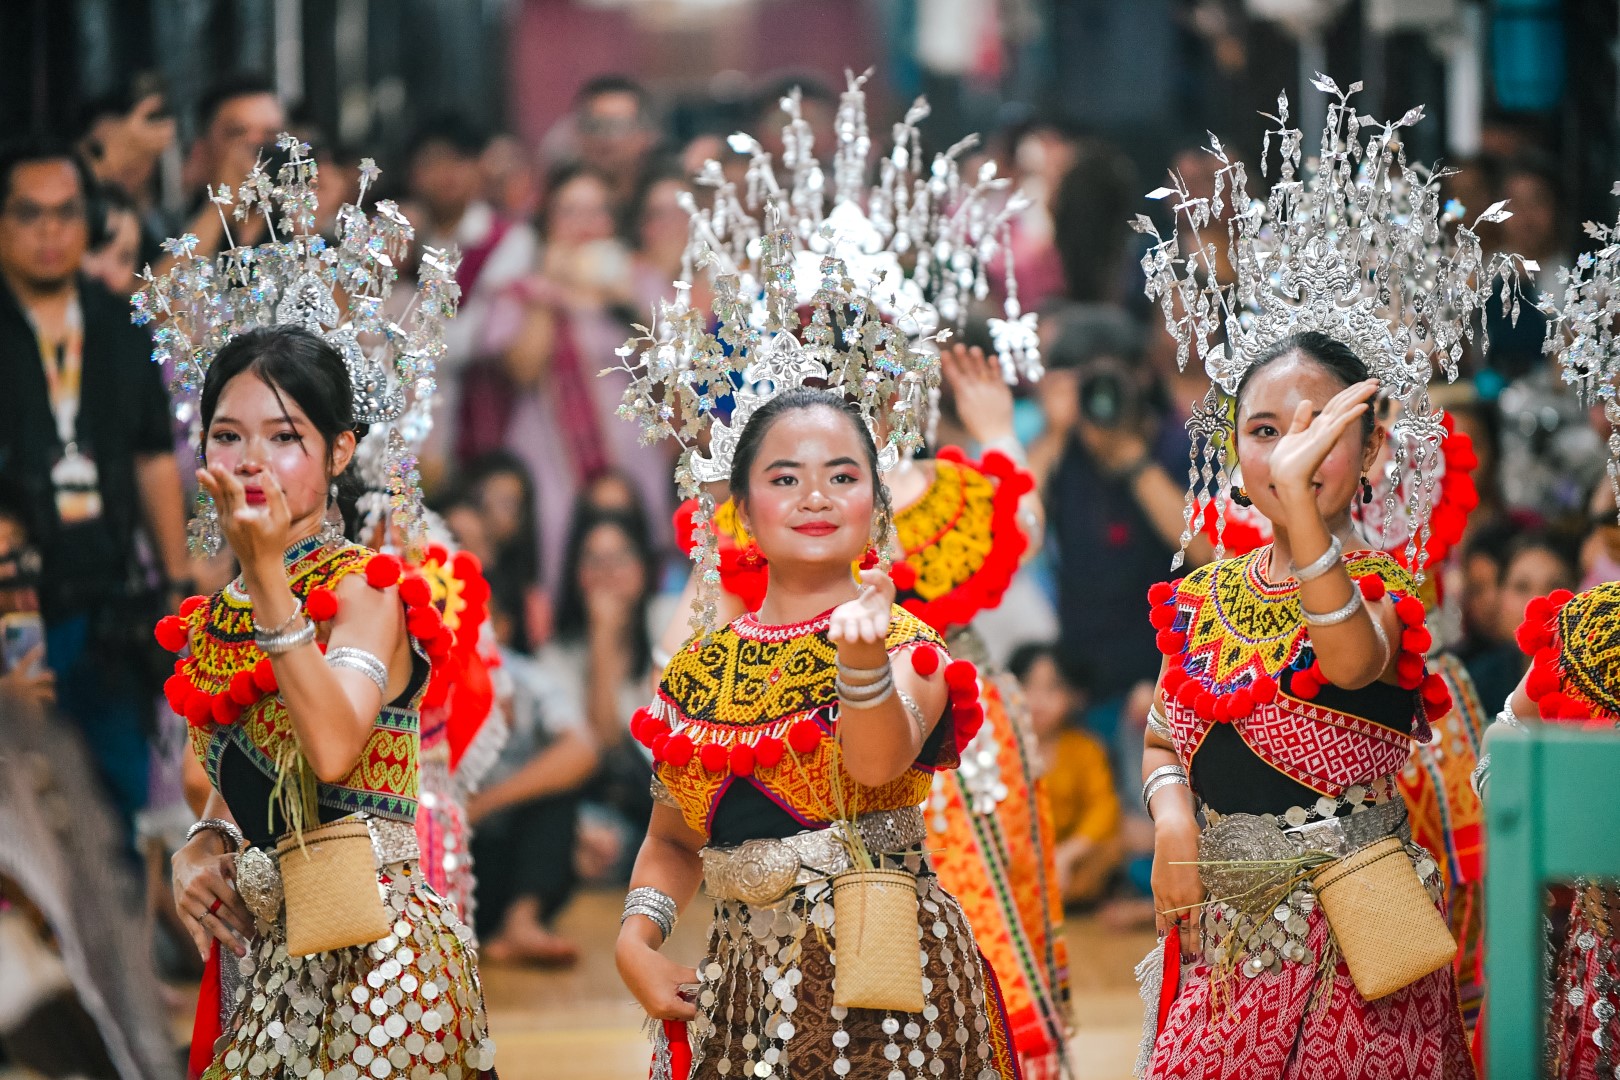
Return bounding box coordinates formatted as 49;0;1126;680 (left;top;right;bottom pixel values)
674;447;1070;1078
635;605;1022;1079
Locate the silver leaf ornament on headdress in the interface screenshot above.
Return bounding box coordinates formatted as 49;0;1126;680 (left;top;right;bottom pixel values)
131;136;461;553
605;68;1038;632
1539;182;1620;521
1134;75;1536;576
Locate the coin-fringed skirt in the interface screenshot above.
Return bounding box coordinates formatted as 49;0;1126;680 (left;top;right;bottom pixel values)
684;860;1023;1080
202;859;496;1080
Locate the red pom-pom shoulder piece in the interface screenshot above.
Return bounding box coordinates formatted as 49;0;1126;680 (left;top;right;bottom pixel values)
729;744;756;776
1174;680;1200;708
364;553;403;589
211;694;242;726
1395;654;1425;690
943;659;979;694
909;644;940;677
164;674;190;713
1401;627;1433;656
406;605;443;642
1149;604;1178;631
1420;672;1450;708
1393;596;1426;627
1194;691;1217;720
1357;575;1386;602
1147;581;1175;607
155;615;189;654
754;735;785;770
890;561;918;592
179;595;208;618
304;586;339;623
229;670;261;706
1291;672;1321;700
650;732;671;760
183;690;214;728
1251;675;1279;705
699;741;729;774
1548;588;1575;608
1155;630;1186;656
788;719;823;755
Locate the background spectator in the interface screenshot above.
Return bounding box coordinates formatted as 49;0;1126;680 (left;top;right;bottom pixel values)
0;137;189;842
1465;532;1579;713
170;73;283;262
1008;643;1121;908
80;183;141;297
447;451;547;653
567;75;658;214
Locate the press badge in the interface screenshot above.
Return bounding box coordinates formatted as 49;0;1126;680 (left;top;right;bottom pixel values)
52;445;102;524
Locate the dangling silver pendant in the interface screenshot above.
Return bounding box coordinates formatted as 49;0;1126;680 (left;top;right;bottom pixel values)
319;482;345;546
188;489;223;558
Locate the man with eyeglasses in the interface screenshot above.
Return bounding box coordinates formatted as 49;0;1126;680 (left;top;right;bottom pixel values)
572;75;658;213
0;136;190;845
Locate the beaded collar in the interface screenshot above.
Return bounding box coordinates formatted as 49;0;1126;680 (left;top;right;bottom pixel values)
733;608;835;643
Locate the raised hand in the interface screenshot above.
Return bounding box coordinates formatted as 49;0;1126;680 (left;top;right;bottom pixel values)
942;344;1015;446
828;568;897;648
197;463;294;574
1266;378;1379;510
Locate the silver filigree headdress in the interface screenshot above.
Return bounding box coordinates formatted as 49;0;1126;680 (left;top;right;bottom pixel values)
1539;181;1620;521
132;135;461;556
1135;75;1535;576
607;69;1037;631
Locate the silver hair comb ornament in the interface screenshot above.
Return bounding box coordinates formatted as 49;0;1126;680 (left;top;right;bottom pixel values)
1134;75;1537;577
1539;181;1620;522
606;69;1038;633
131;136;461;554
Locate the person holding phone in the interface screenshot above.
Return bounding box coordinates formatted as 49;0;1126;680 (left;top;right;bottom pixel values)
0;483;54;710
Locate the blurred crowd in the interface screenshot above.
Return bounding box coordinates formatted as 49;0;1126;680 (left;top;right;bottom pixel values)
0;63;1613;1032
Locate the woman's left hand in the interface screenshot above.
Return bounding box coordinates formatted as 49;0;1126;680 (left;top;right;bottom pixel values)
1266;378;1379;511
942;344;1015;445
197;463;293;575
828;568;896;649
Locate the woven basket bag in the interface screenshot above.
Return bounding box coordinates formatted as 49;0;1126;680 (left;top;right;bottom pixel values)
1310;835;1457;1000
831;867;925;1012
275;818;392;957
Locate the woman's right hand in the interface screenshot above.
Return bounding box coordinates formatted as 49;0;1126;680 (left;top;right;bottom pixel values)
1151;815;1206;959
0;646;55;709
616;936;698;1021
171;836;255;959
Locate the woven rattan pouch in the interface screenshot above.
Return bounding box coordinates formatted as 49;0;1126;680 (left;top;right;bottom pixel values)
831;868;925;1012
1310;835;1457;1000
274;818;391;957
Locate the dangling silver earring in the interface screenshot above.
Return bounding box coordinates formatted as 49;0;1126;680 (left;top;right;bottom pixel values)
319;482;345;546
188;489;223;558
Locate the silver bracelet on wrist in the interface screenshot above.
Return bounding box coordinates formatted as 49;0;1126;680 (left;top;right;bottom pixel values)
1470;752;1491;798
1290;537;1344;583
256;617;317;656
621;887;678;942
839;679;897;709
1300;588;1364;627
836;670;894;700
251;599;305;638
1495;702;1525;729
837;660;892;680
186;817;245;852
1141;764;1190;815
327;646;390;697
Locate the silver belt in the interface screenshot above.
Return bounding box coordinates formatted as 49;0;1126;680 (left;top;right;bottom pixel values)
701;806;926;906
235;813;419;923
1198;799;1411;899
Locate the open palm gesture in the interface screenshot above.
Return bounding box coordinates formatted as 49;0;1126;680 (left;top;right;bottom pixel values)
1267;378;1379;506
197;463;295;570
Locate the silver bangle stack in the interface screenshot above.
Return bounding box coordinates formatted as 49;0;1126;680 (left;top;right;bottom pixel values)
1300;587;1364;627
186;817;246;852
837;660;895;710
254;600;316;655
1146;703;1173;741
327;646;390;697
621;886;678;942
1471;702;1527;798
1141;764;1190;817
1289;536;1343;582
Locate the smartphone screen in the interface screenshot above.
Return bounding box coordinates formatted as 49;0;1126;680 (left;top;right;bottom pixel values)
1;613;45;674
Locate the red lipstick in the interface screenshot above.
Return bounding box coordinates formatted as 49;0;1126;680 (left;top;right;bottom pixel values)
792;522;837;536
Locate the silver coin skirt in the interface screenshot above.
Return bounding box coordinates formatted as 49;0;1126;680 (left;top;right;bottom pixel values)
203;859;496;1080
681;856;1021;1080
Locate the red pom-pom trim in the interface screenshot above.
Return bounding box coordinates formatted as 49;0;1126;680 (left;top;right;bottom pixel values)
788;719;823;755
663;733;695;768
1401;627;1433;655
252;657;278;694
1149;605;1178;631
1147;581;1175;607
183;690;213;728
754;735;784;770
651;732;671;760
407;605;443;641
305;586;339;623
1155;630;1186;656
1194;691;1217;720
229;670;261;706
1174;680;1200;708
1548;588;1575;608
1251;675;1279;705
890;561;918;591
1395;654;1425;690
1357;575;1386;602
1162;666;1189;695
1292;672;1321;700
364;554;403;589
1394;596;1425;627
1420;673;1450;707
398;574;432;610
699;742;729;773
211;694;242;726
163;674;190;713
179;595;207;618
943;660;978;694
155;615;188;654
910;645;940;676
1229;687;1255;719
729;744;756;776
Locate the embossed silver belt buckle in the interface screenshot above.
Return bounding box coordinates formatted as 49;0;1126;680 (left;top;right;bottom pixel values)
702;837;804;906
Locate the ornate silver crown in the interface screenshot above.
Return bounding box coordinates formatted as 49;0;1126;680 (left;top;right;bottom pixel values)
606;69;1038;630
132;135;461;552
1134;75;1536;574
1540;182;1620;520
